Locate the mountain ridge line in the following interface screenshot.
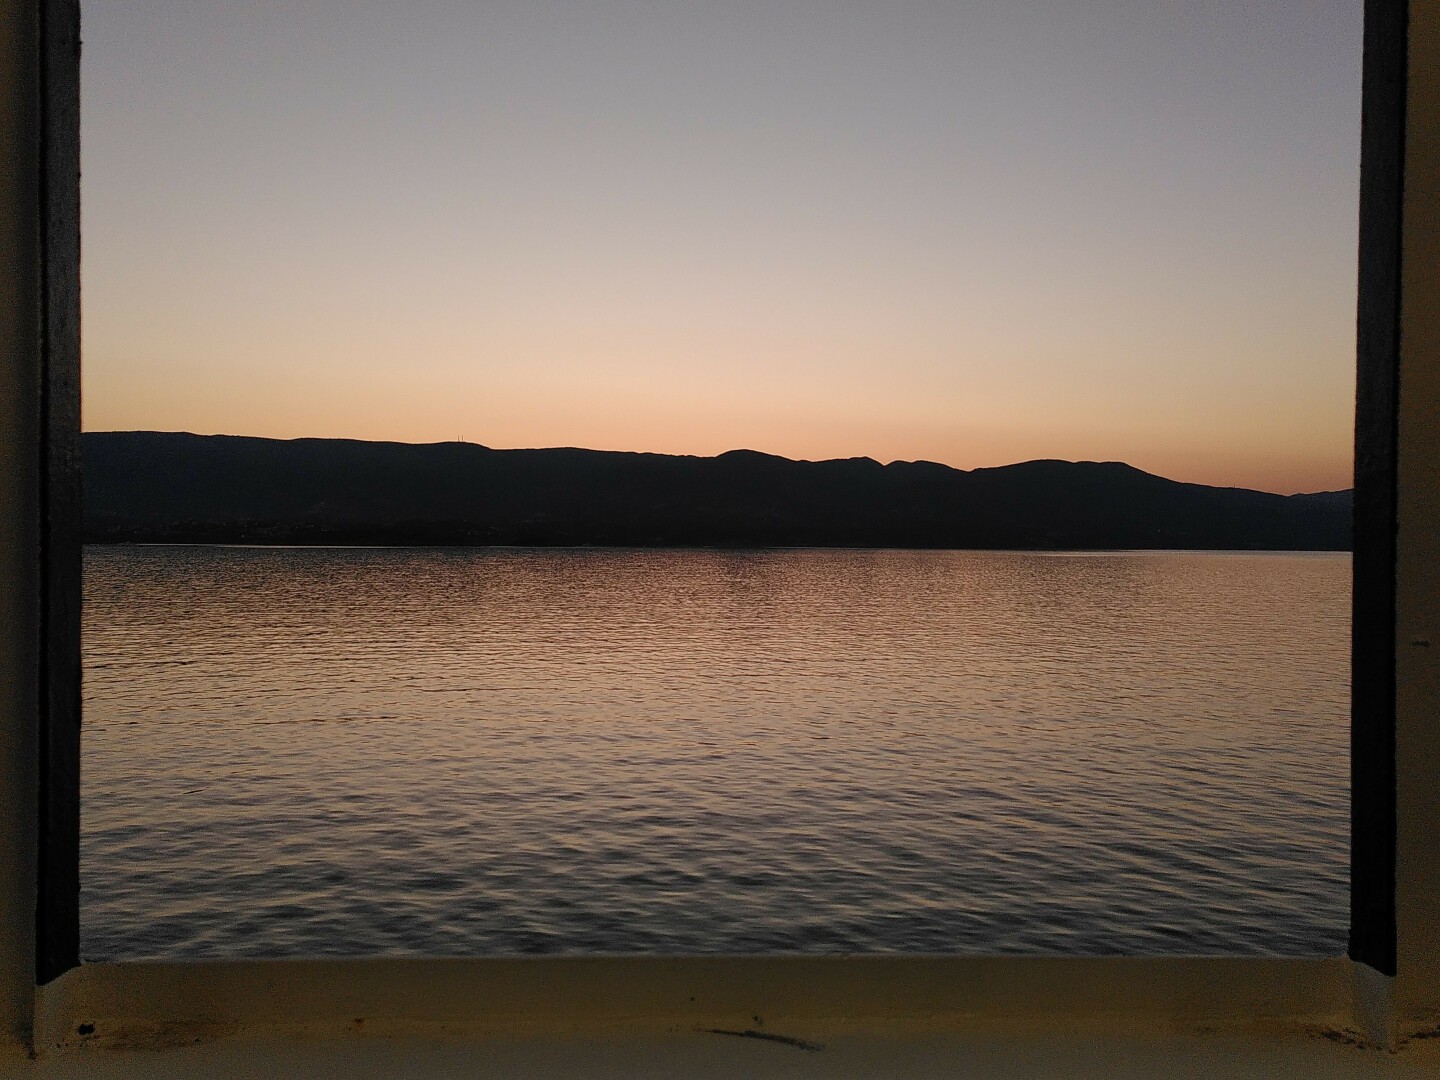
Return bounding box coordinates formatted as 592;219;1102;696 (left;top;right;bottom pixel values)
81;431;1352;550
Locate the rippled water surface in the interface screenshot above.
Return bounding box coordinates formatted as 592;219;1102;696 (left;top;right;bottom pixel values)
82;546;1348;959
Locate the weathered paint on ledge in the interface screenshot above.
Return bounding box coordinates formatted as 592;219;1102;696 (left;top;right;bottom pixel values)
10;1029;1440;1080
31;956;1362;1054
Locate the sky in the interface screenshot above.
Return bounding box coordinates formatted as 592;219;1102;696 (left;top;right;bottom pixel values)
81;1;1363;494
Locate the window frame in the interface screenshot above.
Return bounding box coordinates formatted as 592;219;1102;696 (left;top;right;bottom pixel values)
9;0;1430;1053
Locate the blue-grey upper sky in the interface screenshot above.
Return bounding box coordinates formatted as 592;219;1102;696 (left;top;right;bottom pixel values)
82;1;1363;492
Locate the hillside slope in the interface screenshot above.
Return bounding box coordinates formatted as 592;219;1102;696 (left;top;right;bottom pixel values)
82;432;1352;550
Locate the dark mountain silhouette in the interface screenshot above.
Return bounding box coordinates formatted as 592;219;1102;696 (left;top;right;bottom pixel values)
82;431;1352;550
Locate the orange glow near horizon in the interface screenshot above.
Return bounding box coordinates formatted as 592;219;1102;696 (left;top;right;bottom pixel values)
81;385;1354;496
81;262;1357;494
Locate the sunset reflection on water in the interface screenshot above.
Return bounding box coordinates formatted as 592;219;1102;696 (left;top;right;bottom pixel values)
81;547;1348;960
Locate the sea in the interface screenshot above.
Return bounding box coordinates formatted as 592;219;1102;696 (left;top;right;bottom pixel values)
80;545;1349;960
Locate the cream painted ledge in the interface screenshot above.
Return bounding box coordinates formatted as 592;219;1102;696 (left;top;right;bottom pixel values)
9;1030;1440;1080
28;955;1379;1055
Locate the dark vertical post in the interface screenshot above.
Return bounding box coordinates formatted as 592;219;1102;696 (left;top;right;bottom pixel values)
1350;0;1408;978
34;0;81;985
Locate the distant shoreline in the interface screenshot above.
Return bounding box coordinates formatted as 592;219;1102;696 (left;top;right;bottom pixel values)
82;431;1353;553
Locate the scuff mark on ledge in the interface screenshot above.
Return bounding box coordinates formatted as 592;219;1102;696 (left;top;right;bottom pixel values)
703;1027;824;1052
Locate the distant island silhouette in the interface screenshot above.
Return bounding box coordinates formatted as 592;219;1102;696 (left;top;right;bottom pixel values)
82;431;1352;551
